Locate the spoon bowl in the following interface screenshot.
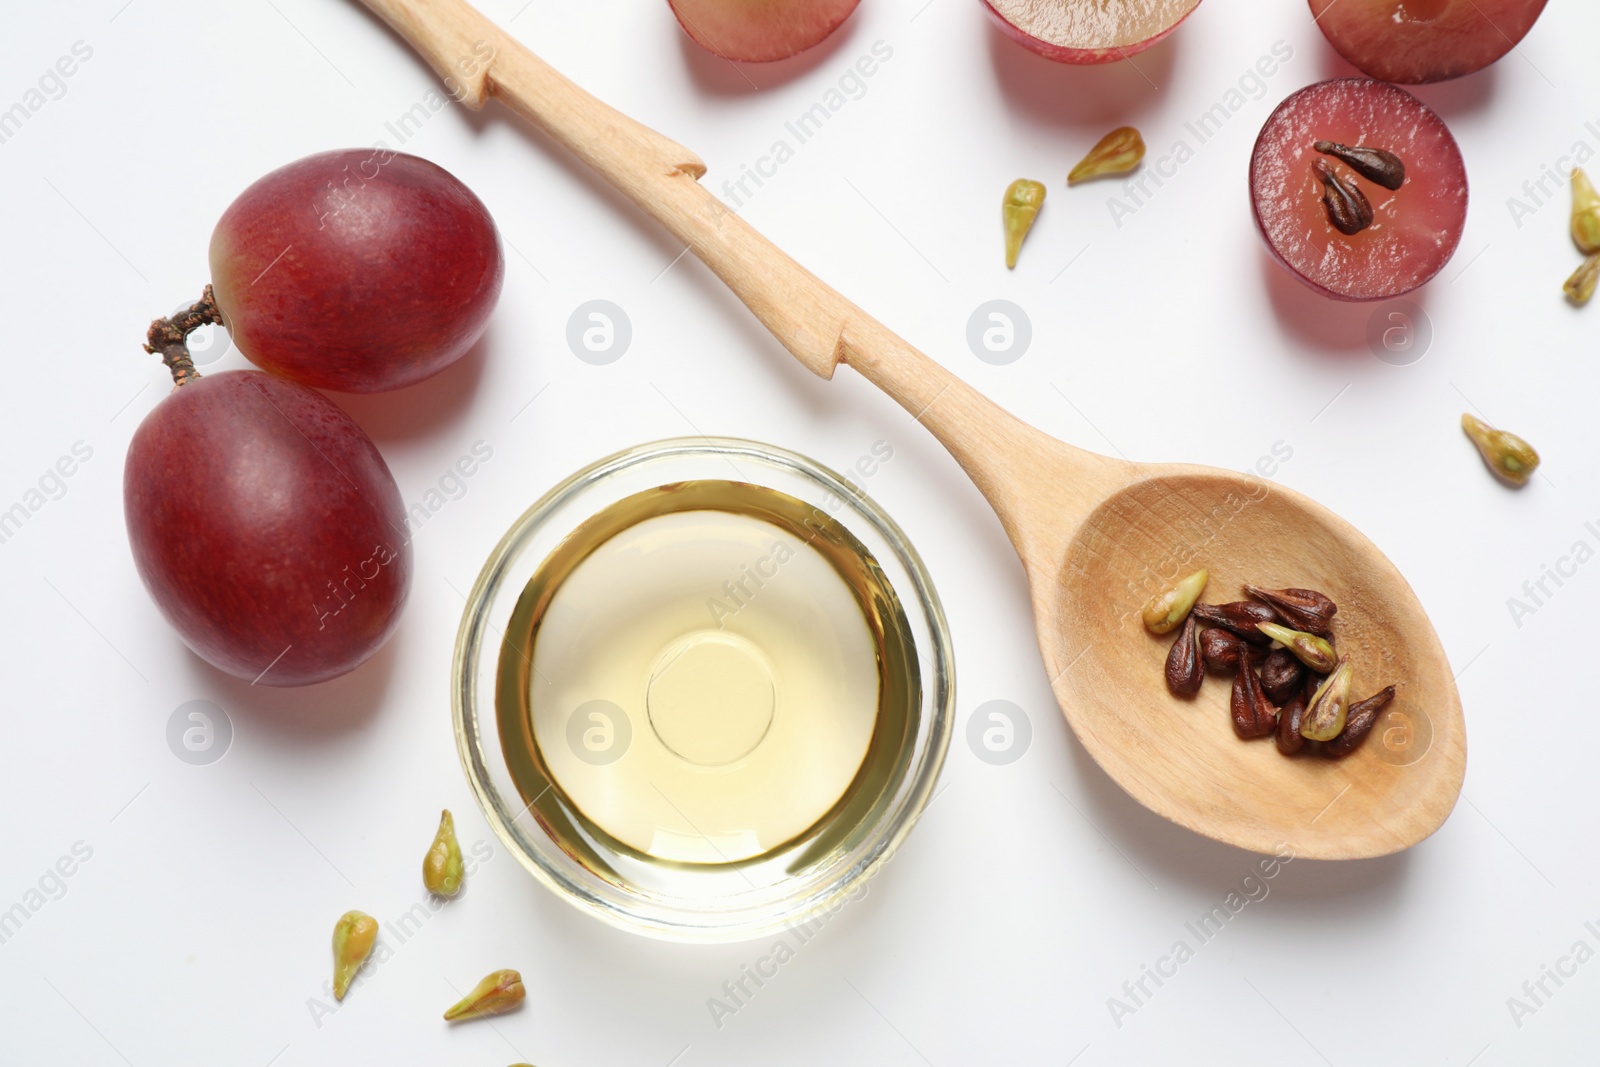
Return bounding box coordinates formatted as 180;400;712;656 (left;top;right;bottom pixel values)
355;0;1466;859
1046;468;1462;858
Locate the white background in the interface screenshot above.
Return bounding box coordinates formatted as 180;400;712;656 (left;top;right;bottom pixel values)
1;0;1595;1064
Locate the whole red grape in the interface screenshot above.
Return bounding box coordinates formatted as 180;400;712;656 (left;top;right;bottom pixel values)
209;149;503;393
124;370;411;686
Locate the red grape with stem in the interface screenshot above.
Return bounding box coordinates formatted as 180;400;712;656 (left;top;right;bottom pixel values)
125;289;411;687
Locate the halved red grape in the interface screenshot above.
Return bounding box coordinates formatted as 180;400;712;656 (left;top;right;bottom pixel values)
1310;0;1547;84
668;0;860;62
209;149;502;394
1251;79;1467;302
983;0;1203;64
124;370;411;686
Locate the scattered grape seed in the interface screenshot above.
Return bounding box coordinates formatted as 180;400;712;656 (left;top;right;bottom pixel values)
331;911;379;1002
1256;622;1339;674
1193;601;1279;645
1199;627;1245;672
1275;691;1309;757
1571;168;1600;255
1231;656;1277;740
1302;656;1354;742
1313;140;1406;190
1565;253;1599;306
1259;647;1305;705
422;809;464;897
1243;585;1337;635
1002;179;1046;270
1323;685;1397;759
1142;568;1209;635
1461;413;1540;487
1068;126;1146;185
1165;614;1204;698
444;969;526;1022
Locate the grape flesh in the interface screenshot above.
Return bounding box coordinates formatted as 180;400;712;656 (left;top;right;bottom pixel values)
209;149;502;394
124;371;411;686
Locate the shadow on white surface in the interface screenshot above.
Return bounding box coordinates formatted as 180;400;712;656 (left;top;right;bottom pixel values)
985;23;1179;130
1258;247;1414;357
329;324;492;444
1407;64;1503;120
183;631;398;740
1062;729;1414;904
1315;41;1504;119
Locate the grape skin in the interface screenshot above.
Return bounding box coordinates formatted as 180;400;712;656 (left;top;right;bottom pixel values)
209;149;503;394
124;370;411;686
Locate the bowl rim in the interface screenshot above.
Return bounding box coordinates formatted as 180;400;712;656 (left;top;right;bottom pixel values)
451;436;955;942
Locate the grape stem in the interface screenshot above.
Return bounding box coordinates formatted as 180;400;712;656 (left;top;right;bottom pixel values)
144;286;222;387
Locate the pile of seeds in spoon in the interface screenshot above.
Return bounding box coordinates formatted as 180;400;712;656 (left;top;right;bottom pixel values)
1143;570;1398;759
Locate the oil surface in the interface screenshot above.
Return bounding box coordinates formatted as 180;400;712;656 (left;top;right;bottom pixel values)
495;480;920;870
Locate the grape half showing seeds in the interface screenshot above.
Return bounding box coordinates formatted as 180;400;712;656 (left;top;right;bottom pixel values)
210;149;503;393
1251;79;1467;301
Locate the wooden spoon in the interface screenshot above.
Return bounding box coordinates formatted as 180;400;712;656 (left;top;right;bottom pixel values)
356;0;1464;859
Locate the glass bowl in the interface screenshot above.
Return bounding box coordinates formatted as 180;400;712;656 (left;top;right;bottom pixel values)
452;437;954;942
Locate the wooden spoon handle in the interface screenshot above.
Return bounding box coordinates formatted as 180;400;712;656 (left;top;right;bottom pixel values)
356;0;1119;551
361;0;856;378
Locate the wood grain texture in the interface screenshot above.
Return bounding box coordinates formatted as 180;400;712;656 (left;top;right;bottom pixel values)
353;0;1465;859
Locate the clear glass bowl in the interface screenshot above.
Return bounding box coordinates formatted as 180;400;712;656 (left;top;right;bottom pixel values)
452;438;953;942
